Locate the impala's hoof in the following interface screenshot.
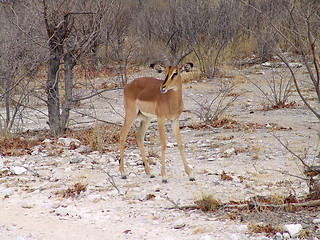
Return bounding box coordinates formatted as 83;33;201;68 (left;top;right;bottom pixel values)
162;179;168;183
189;177;196;181
150;174;155;178
121;175;127;179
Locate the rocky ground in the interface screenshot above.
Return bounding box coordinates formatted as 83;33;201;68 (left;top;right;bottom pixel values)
0;60;320;239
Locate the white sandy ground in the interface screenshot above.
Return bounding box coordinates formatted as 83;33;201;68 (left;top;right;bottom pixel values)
0;63;319;239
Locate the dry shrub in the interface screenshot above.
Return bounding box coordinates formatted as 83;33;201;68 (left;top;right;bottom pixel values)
67;123;122;152
247;223;278;237
194;192;221;212
0;131;47;156
221;171;233;181
55;182;87;198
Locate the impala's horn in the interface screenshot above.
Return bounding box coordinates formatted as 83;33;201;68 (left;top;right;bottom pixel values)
161;31;177;66
173;34;195;67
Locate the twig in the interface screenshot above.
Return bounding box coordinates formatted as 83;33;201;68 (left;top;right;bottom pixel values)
24;166;40;177
272;133;315;173
161;194;181;209
71;109;121;126
100;168;121;194
265;168;309;181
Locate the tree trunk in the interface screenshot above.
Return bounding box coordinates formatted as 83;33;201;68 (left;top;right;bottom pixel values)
61;51;74;130
47;45;63;136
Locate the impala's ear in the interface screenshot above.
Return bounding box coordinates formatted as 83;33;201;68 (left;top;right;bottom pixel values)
150;63;165;73
181;62;194;72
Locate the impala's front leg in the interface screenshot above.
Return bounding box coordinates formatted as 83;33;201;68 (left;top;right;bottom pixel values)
172;119;195;181
157;117;168;183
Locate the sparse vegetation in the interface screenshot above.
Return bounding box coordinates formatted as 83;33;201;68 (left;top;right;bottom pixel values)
193;85;240;123
1;1;320;239
55;182;87;198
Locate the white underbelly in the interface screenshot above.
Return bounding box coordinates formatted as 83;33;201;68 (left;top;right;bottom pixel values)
140;111;156;118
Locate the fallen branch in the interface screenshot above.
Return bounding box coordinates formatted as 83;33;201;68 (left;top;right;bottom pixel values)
100;168;121;194
165;199;320;212
223;199;320;210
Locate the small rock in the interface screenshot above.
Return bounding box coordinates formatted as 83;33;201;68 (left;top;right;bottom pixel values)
4;188;15;197
31;145;43;155
283;224;302;238
21;202;34;209
69;153;84;164
225;148;235;156
51;202;61;209
167;142;174;148
274;232;283;240
55;207;69;216
171;219;186;229
10;166;27;175
57;137;81;148
42;139;53;144
282;232;290;239
313;218;320;224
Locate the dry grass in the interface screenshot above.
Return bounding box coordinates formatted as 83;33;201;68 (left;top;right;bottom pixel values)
194;192;221;212
0;130;48;156
66;123;122;152
55;182;87;198
247;222;279;237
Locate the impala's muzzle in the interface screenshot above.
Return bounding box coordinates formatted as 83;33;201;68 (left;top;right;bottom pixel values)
160;85;167;93
160;75;169;93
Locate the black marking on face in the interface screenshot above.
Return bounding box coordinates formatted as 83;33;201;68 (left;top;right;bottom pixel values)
172;72;178;78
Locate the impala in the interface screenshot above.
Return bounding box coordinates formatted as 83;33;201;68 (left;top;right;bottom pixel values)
119;34;195;183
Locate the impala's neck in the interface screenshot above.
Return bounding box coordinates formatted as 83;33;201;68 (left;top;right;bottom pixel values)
165;76;183;116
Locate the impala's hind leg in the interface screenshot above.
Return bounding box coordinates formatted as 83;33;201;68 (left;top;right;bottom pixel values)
136;115;154;177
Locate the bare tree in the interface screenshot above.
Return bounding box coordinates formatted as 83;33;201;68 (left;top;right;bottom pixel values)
42;0;115;135
0;1;43;134
105;0;138;85
240;0;320;120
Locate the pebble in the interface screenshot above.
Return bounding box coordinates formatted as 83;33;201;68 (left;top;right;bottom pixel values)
57;137;81;148
283;224;302;238
4;188;15;197
282;232;290;239
274;232;283;240
170;219;186;229
42;139;53;144
55;207;69;216
10;166;27;175
167;142;175;148
225;148;235;155
313;218;320;224
21;202;35;209
51;202;61;209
